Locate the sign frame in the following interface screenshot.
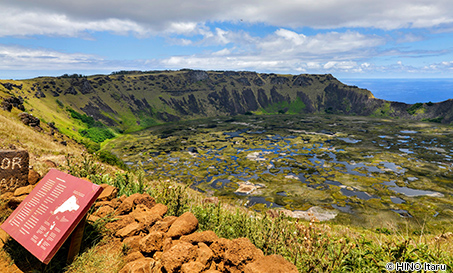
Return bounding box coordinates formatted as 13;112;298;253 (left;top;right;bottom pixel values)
1;169;102;264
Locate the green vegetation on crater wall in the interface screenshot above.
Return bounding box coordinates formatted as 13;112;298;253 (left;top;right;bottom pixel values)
407;102;424;115
259;97;306;114
67;107;116;147
371;102;392;117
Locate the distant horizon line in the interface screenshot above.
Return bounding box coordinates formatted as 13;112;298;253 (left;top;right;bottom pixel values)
1;69;453;81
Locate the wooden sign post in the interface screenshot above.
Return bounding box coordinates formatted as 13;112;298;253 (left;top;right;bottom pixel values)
1;169;102;264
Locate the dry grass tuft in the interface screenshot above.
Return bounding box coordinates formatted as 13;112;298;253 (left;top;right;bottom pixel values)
65;239;124;273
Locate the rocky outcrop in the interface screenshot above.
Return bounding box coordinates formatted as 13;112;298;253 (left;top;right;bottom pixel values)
2;169;297;272
18;112;42;131
1;83;22;91
90;188;297;273
1;97;25;112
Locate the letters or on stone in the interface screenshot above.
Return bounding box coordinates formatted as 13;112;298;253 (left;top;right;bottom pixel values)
0;150;29;193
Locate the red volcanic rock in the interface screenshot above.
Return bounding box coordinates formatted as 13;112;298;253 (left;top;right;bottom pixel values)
166;212;198;238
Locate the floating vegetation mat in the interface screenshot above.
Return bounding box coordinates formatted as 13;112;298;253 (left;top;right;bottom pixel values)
105;114;453;228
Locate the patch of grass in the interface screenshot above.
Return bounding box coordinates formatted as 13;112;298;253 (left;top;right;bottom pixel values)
422;117;444;123
79;127;115;143
150;180;191;217
192;202;453;272
261;97;306;114
371;102;392;117
102;170;148;197
407;103;424;115
97;150;127;169
67;107;116;144
64;152;104;179
65;242;124;273
0;109;75;157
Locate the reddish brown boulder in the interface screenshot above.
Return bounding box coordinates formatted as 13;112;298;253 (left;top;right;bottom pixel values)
7;195;27;208
162;237;173;252
13;185;34;196
244;254;298;273
116;193;142;215
210;238;231;260
93;200;112;209
139;231;166;253
124;251;145;264
98;184;118;201
180;230;218;245
119;194;127;202
109;198;122;209
130;204;162;228
28;169;41;185
149;220;172;233
94;205;114;218
87;214;100;223
44;159;57;168
115;200;133;216
123;236;143;253
115;221;144;238
224;237;264;271
181;261;205;273
133;193;156;209
196;242;214;268
119;258;156;273
162;216;178;224
161;241;198;273
153;251;163;260
148;203;168;217
166;212;198;238
105;215;135;233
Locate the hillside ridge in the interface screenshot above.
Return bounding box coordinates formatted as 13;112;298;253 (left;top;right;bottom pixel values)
0;70;451;139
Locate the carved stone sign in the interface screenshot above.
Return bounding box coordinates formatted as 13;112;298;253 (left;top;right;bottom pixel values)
1;169;102;264
0;150;29;193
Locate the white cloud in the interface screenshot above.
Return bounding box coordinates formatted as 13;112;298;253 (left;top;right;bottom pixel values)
2;1;453;38
258;29;384;59
0;45;108;70
0;6;151;37
212;48;234;56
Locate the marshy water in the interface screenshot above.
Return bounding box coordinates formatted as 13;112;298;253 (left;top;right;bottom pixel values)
106;114;453;227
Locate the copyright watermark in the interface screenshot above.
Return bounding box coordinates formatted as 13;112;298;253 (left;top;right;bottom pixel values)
386;262;447;272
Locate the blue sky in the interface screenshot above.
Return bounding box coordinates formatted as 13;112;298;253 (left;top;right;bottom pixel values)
1;0;453;79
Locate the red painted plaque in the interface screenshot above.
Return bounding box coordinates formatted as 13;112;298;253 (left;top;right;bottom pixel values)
0;169;102;264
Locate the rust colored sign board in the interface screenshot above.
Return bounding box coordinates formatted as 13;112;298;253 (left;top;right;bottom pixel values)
1;169;102;264
0;150;29;193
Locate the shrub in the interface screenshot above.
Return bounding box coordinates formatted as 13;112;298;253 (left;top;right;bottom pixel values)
150;180;190;216
97;150;127;169
65;152;103;178
79;127;115;143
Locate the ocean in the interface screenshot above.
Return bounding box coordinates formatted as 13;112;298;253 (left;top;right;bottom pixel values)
339;78;453;104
